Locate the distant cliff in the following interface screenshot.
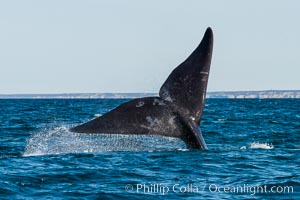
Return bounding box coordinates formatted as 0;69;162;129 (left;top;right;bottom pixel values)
0;90;300;99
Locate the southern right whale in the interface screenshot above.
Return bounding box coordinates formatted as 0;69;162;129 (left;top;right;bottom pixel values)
70;27;214;149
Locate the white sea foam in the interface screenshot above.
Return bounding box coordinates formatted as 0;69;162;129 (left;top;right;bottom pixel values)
240;142;274;150
250;142;274;149
23;126;186;156
249;142;274;149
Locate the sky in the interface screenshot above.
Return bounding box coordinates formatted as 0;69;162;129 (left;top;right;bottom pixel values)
0;0;299;94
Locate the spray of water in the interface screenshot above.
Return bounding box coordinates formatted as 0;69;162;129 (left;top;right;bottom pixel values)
23;126;186;156
240;142;274;150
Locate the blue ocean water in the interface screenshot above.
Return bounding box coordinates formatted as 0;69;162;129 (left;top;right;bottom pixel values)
0;99;299;199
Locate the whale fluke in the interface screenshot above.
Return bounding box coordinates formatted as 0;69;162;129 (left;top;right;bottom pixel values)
70;27;214;149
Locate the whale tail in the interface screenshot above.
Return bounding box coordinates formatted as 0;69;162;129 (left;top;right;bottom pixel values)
70;27;214;149
159;27;213;124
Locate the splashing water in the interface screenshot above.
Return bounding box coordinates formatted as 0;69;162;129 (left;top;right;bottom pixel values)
23;126;186;156
240;142;274;150
24;126;275;156
249;142;274;149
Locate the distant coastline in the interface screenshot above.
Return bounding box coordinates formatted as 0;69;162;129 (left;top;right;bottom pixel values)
0;90;300;99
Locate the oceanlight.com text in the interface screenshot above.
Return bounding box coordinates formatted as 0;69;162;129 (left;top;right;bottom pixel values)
125;183;294;196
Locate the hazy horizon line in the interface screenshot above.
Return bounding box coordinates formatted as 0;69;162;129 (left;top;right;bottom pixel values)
1;89;300;95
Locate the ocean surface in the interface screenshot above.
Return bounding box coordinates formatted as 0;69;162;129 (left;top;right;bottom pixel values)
0;99;299;199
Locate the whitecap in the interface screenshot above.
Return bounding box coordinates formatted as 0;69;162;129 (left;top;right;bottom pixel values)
249;142;274;149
